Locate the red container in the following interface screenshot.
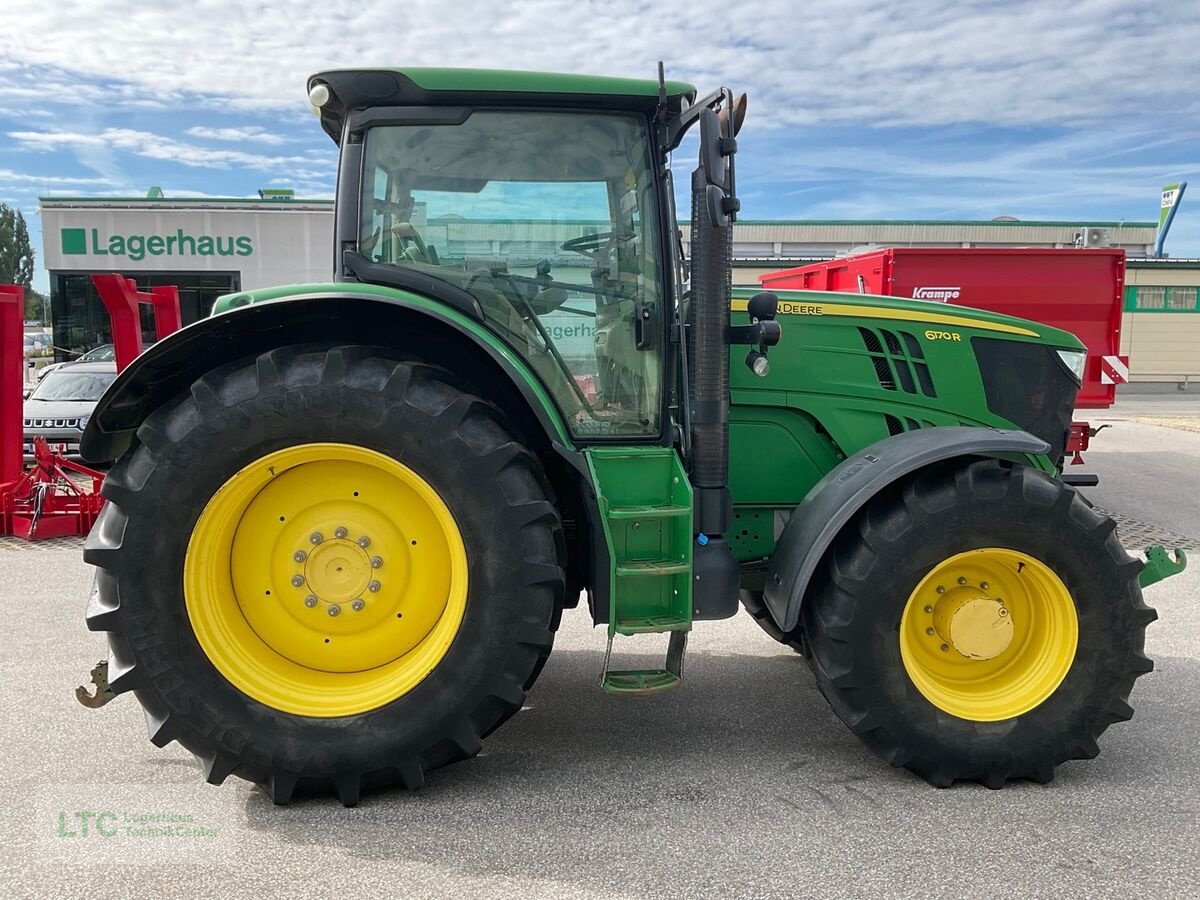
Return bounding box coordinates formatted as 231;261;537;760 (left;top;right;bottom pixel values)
760;248;1126;409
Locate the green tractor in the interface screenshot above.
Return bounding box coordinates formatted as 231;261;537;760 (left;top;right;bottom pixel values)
81;67;1176;803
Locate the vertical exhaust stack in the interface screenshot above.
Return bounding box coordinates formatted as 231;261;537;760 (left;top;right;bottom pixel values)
688;165;732;531
686;102;741;618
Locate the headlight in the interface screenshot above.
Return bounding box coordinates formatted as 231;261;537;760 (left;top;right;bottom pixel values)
77;416;89;431
1055;349;1087;383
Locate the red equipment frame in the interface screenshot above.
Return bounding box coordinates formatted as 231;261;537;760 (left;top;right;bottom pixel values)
1;286;22;488
90;274;182;370
2;277;182;540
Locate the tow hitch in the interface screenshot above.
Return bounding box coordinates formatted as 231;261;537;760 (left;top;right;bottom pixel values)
1139;545;1188;589
75;660;116;709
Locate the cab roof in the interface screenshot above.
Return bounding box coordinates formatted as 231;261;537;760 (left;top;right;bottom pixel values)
308;67;697;143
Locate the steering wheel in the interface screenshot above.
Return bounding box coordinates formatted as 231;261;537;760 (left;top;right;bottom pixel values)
561;232;616;255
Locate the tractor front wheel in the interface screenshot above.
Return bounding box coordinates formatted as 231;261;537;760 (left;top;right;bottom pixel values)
802;458;1156;787
85;345;564;804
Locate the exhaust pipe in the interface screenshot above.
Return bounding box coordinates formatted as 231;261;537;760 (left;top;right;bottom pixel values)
686;103;741;619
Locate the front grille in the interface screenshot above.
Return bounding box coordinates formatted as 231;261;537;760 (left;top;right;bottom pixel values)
24;418;81;429
858;327;937;397
972;338;1077;465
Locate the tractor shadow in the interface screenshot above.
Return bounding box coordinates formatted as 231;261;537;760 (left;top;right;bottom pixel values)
239;643;1199;897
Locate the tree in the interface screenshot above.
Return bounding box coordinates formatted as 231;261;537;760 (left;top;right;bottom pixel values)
26;288;47;323
0;202;35;291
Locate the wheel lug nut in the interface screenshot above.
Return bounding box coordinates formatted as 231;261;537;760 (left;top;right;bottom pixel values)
371;556;383;569
926;627;935;635
335;526;348;539
293;550;307;563
940;643;950;652
310;532;324;545
328;604;341;617
358;536;371;548
291;575;305;587
304;595;318;608
923;605;933;614
957;577;967;585
368;580;381;593
351;599;365;611
936;585;945;594
980;581;989;590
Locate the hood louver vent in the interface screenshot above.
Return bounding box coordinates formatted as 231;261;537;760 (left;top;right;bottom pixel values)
858;327;938;398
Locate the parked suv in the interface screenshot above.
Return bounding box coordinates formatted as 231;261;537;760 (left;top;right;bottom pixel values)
23;362;118;457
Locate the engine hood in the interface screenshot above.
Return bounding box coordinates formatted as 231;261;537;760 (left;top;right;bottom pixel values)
732;287;1086;350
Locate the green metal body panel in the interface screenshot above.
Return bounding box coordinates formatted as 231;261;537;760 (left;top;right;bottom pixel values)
724;287;1072;564
211;282;574;447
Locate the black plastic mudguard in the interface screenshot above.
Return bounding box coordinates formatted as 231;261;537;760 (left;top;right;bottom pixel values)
762;427;1051;633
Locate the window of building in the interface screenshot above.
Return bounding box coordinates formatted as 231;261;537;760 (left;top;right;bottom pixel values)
1134;286;1166;310
50;271;240;360
1167;286;1199;310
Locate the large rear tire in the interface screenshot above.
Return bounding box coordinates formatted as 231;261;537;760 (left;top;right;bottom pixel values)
802;458;1156;788
85;345;565;804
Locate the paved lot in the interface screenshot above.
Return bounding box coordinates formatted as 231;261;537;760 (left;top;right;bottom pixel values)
1;404;1198;899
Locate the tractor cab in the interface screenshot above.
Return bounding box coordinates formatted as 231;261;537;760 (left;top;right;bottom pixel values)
313;69;701;440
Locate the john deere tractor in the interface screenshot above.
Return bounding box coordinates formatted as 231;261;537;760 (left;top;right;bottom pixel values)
81;67;1177;804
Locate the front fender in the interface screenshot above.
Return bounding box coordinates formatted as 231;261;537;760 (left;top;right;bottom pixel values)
762;427;1051;632
81;290;573;462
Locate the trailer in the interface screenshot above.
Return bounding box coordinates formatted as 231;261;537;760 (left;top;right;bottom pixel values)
760;248;1129;414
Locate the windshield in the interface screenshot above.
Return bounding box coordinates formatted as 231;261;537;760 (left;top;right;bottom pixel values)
360;110;665;437
30;370;115;402
80;344;115;362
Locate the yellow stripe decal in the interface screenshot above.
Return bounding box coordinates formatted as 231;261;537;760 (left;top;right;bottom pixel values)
730;298;1039;337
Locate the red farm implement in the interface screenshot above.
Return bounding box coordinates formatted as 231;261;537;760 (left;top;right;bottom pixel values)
1;277;181;540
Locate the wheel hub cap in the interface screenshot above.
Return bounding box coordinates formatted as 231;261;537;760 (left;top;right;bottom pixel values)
898;548;1079;721
304;537;373;604
933;592;1013;660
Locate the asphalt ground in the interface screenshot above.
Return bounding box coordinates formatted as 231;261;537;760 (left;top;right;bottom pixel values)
1;398;1198;899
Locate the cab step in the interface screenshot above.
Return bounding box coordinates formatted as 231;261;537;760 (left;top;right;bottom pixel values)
601;630;687;695
585;446;694;694
607;504;691;521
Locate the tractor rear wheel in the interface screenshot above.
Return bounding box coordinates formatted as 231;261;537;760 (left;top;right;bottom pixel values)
802;458;1155;787
85;345;564;804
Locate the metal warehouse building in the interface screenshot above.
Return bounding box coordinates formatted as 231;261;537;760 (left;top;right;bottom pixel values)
39;192;1196;386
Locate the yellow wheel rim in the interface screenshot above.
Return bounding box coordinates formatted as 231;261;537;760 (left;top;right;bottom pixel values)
183;443;468;717
899;548;1078;721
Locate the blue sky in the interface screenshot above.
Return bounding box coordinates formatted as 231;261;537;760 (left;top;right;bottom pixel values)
1;0;1197;292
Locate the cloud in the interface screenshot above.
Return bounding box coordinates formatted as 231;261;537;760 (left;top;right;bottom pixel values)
0;168;115;187
0;1;1195;129
185;125;288;145
0;1;1196;256
8;126;332;172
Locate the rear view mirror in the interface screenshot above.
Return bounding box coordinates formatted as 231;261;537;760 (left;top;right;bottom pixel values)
699;108;728;192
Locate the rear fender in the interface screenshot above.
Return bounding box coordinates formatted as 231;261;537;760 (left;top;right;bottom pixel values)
762;427;1051;632
81;291;572;462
